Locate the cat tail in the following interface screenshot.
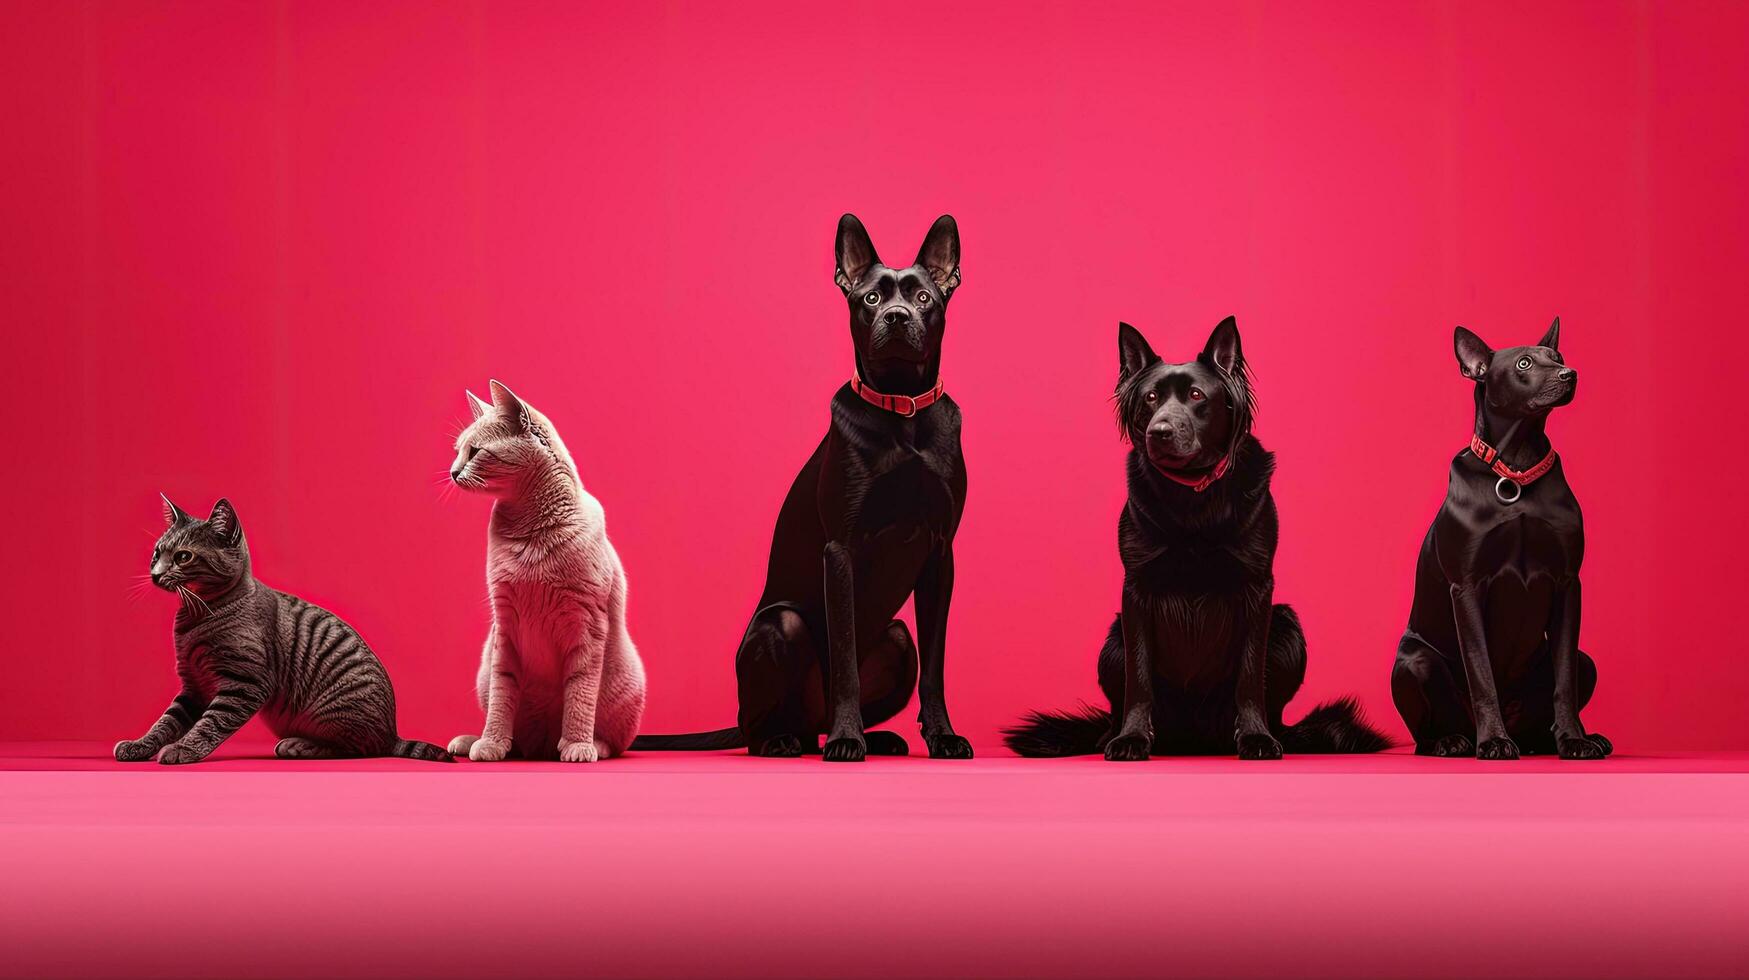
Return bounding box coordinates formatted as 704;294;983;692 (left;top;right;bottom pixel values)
1275;696;1394;753
1002;704;1111;757
391;738;456;762
630;727;745;751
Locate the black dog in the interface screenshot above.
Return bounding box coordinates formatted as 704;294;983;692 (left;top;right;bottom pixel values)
1392;319;1611;760
633;214;973;762
1005;318;1390;760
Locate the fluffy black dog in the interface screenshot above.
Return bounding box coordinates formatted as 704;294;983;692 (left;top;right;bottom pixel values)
633;214;973;762
1005;318;1389;760
1392;319;1611;760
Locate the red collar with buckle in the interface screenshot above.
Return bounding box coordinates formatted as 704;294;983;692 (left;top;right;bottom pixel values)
1469;432;1557;486
850;370;945;418
1157;454;1232;493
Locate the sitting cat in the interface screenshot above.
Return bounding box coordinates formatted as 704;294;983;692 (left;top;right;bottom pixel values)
117;496;451;764
446;381;647;762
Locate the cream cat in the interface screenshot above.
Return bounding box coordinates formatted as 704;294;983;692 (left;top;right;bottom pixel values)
446;381;646;762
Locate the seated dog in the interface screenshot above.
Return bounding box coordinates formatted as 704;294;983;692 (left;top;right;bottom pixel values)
1392;318;1612;760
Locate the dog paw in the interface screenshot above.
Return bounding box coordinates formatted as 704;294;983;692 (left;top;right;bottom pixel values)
1587;733;1613;757
924;732;974;760
822;737;866;763
558;739;599;763
1104;733;1151;762
1476;736;1520;760
751;734;803;757
1424;734;1475;757
113;740;156;763
1557;735;1606;760
863;731;909;756
157;743;208;766
467;738;510;762
1236;731;1284;760
447;734;479;756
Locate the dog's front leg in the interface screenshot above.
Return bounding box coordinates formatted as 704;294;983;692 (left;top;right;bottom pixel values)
1105;591;1155;761
821;541;865;762
1234;580;1283;760
916;547;972;759
1450;585;1517;759
1548;580;1604;760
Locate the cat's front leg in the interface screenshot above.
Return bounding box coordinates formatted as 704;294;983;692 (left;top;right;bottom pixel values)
470;633;519;762
159;684;266;765
115;689;205;762
558;620;609;763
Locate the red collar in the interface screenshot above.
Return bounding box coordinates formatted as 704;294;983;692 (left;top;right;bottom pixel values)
1469;432;1557;486
850;370;945;418
1156;454;1232;493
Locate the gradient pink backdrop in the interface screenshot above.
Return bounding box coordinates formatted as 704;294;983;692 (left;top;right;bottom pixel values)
4;0;1745;751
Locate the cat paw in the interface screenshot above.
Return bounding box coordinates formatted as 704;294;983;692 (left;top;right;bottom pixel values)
1104;732;1151;762
1422;734;1475;757
1476;736;1520;760
822;736;866;763
751;734;803;757
863;731;910;756
1236;731;1284;760
467;738;510;762
113;740;156;763
157;743;208;766
1557;735;1607;760
923;731;974;759
447;734;479;756
558;739;600;763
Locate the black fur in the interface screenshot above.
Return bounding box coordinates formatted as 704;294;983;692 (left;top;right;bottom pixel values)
632;214;972;762
1392;318;1611;760
1004;318;1390;760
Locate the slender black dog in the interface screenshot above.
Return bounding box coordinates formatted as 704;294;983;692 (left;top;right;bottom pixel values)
633;214;973;762
1005;318;1390;760
1392;319;1611;760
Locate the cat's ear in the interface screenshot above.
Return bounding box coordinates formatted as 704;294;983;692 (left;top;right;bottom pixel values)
206;498;241;545
161;493;191;528
488;379;530;430
466;389;491;421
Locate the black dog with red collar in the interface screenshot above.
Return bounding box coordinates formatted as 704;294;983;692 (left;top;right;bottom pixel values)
633;213;973;762
1392;318;1612;760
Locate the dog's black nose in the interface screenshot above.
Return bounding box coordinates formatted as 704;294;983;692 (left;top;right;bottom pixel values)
883;308;910;325
1557;369;1575;382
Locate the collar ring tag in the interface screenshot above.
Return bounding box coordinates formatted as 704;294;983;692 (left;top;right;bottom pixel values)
1495;476;1522;504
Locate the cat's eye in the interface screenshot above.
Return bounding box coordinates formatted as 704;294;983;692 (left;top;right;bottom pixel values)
1516;356;1532;371
863;290;881;307
1189;387;1206;401
173;550;193;566
466;446;481;462
915;291;932;306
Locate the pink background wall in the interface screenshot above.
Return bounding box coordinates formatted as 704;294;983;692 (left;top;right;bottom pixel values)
4;1;1745;751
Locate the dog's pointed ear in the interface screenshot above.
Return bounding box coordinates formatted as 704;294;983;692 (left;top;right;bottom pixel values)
1454;327;1494;380
1201;316;1242;376
915;214;961;297
834;213;881;294
1539;316;1561;351
487;379;530;430
466;389;491;421
161;493;191;528
1118;322;1158;383
207;498;241;545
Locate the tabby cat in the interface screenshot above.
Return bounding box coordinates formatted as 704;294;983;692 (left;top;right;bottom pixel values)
446;381;647;762
115;496;451;764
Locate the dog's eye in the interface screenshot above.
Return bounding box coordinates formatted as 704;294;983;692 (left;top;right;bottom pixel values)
173;550;193;566
915;291;932;306
863;291;881;307
1189;388;1205;402
1144;390;1159;404
1516;357;1532;371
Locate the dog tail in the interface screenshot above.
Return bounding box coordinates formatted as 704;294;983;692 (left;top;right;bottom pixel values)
1276;696;1394;753
630;727;746;751
390;738;456;762
1001;704;1111;757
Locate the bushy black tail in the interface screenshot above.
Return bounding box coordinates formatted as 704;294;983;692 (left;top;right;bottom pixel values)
1276;697;1394;753
390;738;455;762
630;727;746;751
1002;704;1111;757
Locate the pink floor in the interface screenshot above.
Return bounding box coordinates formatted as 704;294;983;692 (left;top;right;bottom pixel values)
4;742;1747;979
